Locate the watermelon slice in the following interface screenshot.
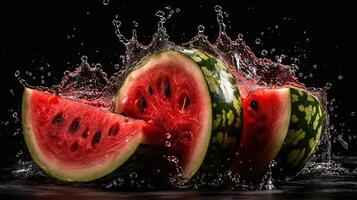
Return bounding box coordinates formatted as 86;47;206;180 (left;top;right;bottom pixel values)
230;88;291;178
275;87;323;177
115;48;242;179
22;88;162;182
231;87;323;179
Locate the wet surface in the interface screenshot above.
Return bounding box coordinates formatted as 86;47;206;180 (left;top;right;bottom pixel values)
0;157;356;200
1;181;357;200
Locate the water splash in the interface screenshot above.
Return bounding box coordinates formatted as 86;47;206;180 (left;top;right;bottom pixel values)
11;5;353;191
112;6;179;70
103;0;109;6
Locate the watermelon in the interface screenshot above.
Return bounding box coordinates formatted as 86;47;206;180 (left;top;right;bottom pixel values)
115;48;242;179
230;88;291;178
231;87;323;179
22;88;162;182
275;87;323;177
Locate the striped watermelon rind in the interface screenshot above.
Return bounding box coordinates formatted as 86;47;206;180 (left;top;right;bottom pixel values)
275;87;324;176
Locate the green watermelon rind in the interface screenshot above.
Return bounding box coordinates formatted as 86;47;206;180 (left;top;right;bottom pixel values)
22;88;143;182
115;48;242;179
275;87;324;176
178;48;242;171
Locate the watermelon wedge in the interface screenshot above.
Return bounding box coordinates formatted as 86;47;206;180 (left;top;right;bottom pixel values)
231;87;323;179
230;88;291;178
22;88;162;182
115;48;242;179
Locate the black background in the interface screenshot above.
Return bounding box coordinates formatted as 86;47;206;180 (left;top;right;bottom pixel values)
0;0;356;168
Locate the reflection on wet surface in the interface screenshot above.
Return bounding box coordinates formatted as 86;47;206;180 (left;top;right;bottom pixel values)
1;167;357;200
1;183;357;200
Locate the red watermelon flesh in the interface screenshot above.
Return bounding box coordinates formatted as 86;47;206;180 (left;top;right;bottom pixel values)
230;88;291;178
22;88;162;182
115;51;213;179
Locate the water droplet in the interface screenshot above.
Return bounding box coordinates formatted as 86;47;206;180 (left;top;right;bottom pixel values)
175;8;180;13
268;160;277;168
351;112;356;117
165;132;171;139
133;20;139;28
325;82;332;89
47;72;51;77
12;112;18;118
298;72;303;78
255;38;261;44
63;70;70;76
165;140;171;147
156;10;165;19
130;172;138;179
313;64;318;69
214;5;222;12
14;70;20;77
103;0;109;6
197;25;205;34
81;55;88;63
237;33;243;41
9;89;14;96
338;75;343;80
309;73;313;78
261;49;268;56
114;64;120;70
167;155;179;163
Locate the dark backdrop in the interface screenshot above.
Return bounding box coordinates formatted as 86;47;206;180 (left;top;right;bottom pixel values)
1;1;356;169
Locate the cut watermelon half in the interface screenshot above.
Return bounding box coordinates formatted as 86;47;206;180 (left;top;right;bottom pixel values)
22;88;161;182
230;88;291;178
115;48;242;179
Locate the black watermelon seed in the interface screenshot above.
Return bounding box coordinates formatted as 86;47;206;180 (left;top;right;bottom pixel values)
69;118;80;134
250;100;258;110
149;87;154;95
140;97;147;109
70;142;78;152
164;82;171;97
108;123;120;136
92;131;101;146
52;113;64;126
